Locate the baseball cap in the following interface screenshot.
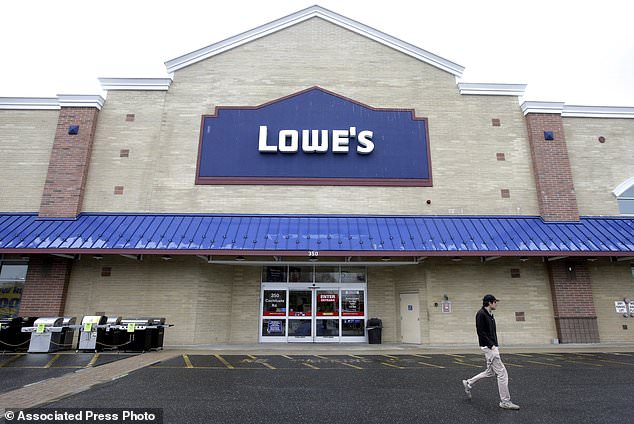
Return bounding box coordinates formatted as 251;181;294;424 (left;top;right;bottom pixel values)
483;294;498;303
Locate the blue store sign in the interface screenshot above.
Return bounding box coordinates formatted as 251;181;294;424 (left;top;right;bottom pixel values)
196;87;432;186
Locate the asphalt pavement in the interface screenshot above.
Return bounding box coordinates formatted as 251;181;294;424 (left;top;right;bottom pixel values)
14;352;633;424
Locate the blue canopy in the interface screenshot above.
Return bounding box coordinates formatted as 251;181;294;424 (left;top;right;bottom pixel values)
0;213;632;256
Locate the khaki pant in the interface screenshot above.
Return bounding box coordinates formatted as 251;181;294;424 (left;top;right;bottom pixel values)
466;347;511;402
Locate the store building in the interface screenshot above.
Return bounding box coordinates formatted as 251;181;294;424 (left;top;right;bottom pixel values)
1;6;633;346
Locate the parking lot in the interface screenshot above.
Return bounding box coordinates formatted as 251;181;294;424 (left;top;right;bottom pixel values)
2;351;633;424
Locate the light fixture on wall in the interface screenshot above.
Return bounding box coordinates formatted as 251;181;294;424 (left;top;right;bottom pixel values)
234;256;246;261
381;256;391;262
161;255;173;261
451;257;462;262
519;256;529;262
92;255;104;260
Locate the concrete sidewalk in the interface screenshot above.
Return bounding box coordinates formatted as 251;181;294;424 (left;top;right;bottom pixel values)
1;342;634;415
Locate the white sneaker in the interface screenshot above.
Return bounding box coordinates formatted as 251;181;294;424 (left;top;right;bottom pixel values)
462;380;472;399
499;401;520;410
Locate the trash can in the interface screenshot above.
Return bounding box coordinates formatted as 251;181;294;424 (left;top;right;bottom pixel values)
60;317;77;350
117;318;153;352
97;316;123;351
367;317;382;344
24;317;65;353
0;317;37;351
78;315;107;351
146;317;166;350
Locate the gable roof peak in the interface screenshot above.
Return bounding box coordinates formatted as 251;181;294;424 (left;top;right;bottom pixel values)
164;5;464;77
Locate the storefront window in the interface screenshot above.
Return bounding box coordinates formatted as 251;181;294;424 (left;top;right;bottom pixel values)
341;290;364;316
289;290;311;316
342;319;365;336
0;262;27;318
316;319;339;336
316;290;339;316
314;266;338;283
262;266;287;282
262;319;286;337
288;319;311;336
262;290;286;316
341;267;366;283
288;266;313;282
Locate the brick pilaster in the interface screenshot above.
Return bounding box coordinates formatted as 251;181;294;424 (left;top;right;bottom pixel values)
39;104;100;218
19;256;72;317
548;261;600;343
525;113;579;221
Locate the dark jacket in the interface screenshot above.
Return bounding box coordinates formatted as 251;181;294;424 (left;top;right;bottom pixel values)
475;307;498;348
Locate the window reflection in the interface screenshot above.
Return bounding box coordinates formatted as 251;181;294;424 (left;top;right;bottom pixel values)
289;291;311;316
316;319;339;337
317;291;339;316
342;319;365;336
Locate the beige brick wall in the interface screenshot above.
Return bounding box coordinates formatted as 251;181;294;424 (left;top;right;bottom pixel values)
371;258;557;345
0;110;58;211
565;117;634;216
82;91;167;211
591;262;634;342
63;256;261;346
82;18;538;216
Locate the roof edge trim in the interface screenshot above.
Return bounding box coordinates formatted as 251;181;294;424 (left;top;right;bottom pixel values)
57;94;105;110
164;5;464;77
99;77;173;91
0;97;60;110
458;83;527;96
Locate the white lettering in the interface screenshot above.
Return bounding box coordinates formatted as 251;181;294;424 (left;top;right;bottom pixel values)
332;129;350;153
258;126;277;153
278;130;299;153
301;129;329;153
257;126;374;154
357;130;374;154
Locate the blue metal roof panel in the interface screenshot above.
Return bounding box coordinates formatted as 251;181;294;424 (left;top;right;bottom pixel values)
1;213;633;255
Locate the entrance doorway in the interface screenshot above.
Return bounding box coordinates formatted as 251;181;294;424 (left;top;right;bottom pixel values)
260;266;367;343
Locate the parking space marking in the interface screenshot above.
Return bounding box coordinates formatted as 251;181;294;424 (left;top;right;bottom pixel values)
413;354;432;359
447;354;465;358
382;354;399;360
44;354;60;369
512;353;533;357
282;355;294;360
381;362;404;369
215;354;235;369
183;354;193;369
302;362;319;370
86;353;100;368
314;355;329;360
417;361;445;369
340;362;363;370
0;354;24;367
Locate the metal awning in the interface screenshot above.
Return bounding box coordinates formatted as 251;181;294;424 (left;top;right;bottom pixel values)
0;213;632;257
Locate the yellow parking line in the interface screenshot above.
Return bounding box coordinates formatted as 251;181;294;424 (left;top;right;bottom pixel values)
260;361;276;370
247;355;257;360
413;354;432;359
0;354;24;368
542;353;564;357
563;359;603;367
282;355;294;360
215;354;235;369
382;354;398;360
349;355;364;359
303;362;319;369
86;353;100;368
447;354;465;358
526;360;562;367
382;362;404;369
341;362;363;370
44;354;61;368
314;355;329;360
183;354;193;368
512;353;533;357
417;361;445;369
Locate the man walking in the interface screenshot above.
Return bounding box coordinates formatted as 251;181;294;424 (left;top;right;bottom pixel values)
462;294;520;410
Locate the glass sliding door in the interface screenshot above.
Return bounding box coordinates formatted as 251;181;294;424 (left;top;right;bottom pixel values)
259;266;367;343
